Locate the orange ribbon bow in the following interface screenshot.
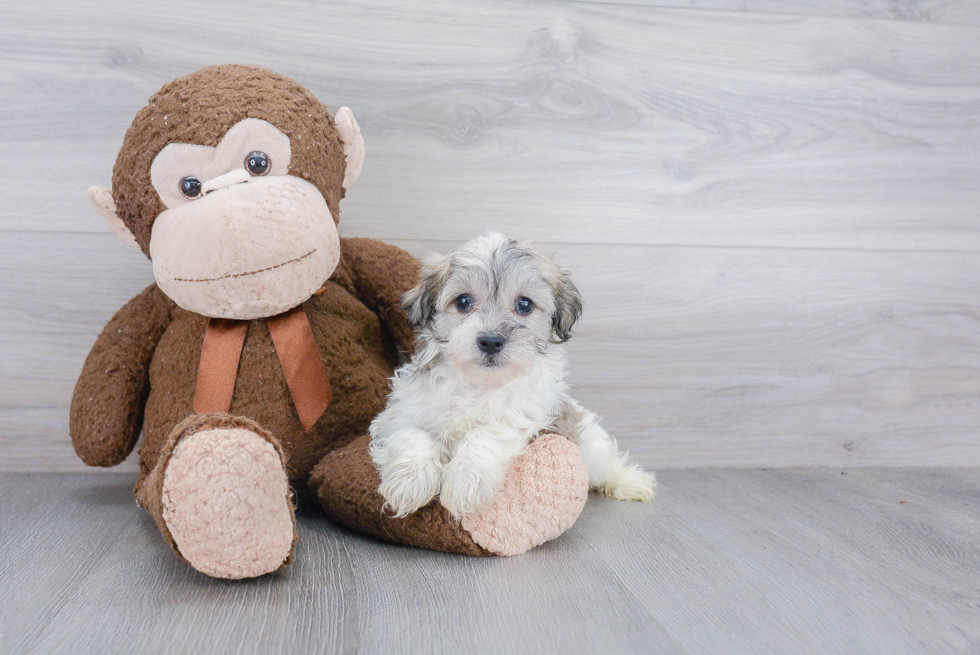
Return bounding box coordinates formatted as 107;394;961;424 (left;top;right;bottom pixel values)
193;304;332;432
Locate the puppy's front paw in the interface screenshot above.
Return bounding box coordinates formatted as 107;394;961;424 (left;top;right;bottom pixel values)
377;456;443;518
440;462;500;518
600;465;657;502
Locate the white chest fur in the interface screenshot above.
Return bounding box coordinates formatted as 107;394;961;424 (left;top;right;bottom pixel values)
370;349;570;451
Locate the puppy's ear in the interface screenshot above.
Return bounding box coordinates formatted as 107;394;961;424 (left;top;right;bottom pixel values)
403;252;453;329
551;269;583;343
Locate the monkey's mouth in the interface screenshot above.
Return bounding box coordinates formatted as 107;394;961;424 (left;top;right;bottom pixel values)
173;248;317;283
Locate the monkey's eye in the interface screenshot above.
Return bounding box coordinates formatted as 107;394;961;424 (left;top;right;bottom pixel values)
515;297;534;315
245;151;271;176
454;294;473;312
179;176;202;199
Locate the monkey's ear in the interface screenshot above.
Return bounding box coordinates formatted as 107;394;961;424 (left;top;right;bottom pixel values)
88;186;141;251
334;107;365;190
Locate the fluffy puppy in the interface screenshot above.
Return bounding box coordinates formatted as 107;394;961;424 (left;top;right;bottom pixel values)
369;232;656;518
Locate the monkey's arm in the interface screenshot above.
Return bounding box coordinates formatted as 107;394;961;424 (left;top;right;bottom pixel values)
70;284;173;466
343;237;419;356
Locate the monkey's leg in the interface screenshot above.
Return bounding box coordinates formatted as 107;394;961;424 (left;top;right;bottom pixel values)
135;413;297;579
309;433;589;556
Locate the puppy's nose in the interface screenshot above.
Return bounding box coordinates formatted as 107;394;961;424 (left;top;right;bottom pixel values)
477;332;505;355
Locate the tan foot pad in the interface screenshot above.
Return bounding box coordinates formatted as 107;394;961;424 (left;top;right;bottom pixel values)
461;433;590;556
162;427;295;579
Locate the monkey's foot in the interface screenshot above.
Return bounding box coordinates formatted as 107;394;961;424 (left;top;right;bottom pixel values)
310;433;589;557
459;433;590;556
138;414;297;579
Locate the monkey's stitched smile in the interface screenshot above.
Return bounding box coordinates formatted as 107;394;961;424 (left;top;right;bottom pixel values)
173;248;318;283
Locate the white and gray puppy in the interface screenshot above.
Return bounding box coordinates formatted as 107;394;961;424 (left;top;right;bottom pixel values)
369;232;656;518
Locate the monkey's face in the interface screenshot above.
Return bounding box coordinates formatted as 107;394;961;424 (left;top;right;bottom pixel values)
147;119;341;320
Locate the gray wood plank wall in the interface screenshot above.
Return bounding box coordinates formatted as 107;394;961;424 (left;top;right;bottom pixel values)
1;0;978;472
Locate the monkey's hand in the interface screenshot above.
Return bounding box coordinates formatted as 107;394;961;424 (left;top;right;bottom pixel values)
342;237;419;359
70;284;172;467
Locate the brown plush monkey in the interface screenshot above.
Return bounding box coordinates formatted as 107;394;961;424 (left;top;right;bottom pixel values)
72;65;588;579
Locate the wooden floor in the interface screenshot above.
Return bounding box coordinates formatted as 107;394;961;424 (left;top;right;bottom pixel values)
2;469;978;654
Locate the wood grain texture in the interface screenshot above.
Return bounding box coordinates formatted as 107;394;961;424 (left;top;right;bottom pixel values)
2;0;979;471
574;0;980;26
1;0;979;250
2;470;978;654
2;232;979;471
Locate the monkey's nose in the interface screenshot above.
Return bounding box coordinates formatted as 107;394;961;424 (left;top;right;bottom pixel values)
477;332;505;355
202;168;251;195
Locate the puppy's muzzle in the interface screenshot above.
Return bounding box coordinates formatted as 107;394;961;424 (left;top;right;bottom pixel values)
477;332;506;356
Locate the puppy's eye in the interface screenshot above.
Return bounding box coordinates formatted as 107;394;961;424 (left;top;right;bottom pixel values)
454;294;473;312
245;151;271;176
179;176;202;199
515;297;534;315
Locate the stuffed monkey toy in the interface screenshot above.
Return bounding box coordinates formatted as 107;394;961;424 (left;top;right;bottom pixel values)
71;65;589;579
